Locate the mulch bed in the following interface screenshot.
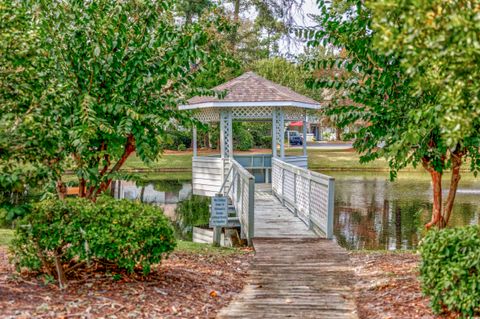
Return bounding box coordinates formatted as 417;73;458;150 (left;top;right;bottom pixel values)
352;252;457;319
0;247;253;318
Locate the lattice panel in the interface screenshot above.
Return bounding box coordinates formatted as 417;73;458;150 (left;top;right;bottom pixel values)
194;108;219;122
284;107;306;121
295;175;310;222
220;111;232;158
275;109;284;149
231;106;273;120
310;181;329;233
283;170;295;204
272;164;282;196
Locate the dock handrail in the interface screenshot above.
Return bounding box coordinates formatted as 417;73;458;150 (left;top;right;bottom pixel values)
223;158;255;244
272;157;335;238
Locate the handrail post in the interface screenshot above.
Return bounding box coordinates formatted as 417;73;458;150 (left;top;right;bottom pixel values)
308;179;313;230
327;178;335;239
247;176;255;246
281;167;285;205
293;173;297;217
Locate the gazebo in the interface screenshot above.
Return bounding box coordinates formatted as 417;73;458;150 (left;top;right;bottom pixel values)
180;72;320;162
180;72;334;243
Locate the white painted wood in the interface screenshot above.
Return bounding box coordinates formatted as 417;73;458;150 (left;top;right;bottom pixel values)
228;110;233;158
271;158;335;238
179;101;321;110
279;109;285;158
220;111;226;159
193;126;197;157
272;109;277;158
283;156;308;169
192;157;224;197
302;113;307;156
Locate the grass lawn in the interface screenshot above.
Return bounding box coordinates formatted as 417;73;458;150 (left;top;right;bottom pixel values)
286;148;393;170
0;229;14;246
120;148;394;171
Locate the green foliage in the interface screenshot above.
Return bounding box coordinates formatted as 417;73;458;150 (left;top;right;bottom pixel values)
419;226;480;317
233;123;254;151
369;0;480;148
1;0;234;200
11;197;175;278
251;57;323;102
174;195;210;239
177;144;187;152
301;0;480;227
159;128;192;151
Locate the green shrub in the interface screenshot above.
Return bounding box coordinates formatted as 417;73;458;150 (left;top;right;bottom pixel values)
11;196;175;282
259;136;272;148
233;124;253;151
419;226;480;317
177;143;187;151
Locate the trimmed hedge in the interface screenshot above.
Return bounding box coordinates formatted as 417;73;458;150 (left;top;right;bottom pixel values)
11;196;176;278
419;226;480;317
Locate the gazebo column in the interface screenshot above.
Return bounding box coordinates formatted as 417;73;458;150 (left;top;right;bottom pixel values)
192;126;197;157
220;109;233;159
275;108;285;158
303;111;307;156
272;109;277;158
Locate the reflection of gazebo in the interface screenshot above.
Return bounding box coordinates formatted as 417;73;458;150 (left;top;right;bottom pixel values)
180;72;320;161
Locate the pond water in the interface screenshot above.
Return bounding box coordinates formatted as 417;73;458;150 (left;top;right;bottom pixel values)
111;171;480;251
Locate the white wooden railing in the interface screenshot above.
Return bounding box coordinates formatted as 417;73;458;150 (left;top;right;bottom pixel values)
220;159;255;244
272;158;335;238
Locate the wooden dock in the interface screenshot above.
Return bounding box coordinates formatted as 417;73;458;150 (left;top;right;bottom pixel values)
218;189;357;319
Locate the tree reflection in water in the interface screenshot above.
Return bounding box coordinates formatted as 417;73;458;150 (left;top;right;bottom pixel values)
332;172;480;250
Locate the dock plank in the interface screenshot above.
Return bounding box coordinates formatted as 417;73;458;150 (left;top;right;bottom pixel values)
218;189;357;319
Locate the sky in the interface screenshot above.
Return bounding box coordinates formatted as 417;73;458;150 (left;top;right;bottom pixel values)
279;0;322;56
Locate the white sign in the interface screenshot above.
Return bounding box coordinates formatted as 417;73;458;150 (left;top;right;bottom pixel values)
210;195;228;227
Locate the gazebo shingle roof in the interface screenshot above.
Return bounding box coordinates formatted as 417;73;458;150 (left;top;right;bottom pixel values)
183;72;320;109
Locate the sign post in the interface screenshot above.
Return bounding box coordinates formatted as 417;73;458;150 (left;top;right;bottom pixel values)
210;195;228;246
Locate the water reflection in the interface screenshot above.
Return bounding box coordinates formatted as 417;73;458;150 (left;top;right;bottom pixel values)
110;180;192;218
110;172;480;251
331;172;480;250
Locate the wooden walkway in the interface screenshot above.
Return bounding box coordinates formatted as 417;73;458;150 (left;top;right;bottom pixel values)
218;188;357;319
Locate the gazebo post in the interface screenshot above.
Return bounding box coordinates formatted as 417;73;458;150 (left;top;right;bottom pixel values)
303;111;307;156
279;109;285;159
192;126;197;157
272;109;277;158
219;110;233;159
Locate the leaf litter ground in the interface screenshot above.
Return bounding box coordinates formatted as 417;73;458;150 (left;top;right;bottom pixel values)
0;247;253;318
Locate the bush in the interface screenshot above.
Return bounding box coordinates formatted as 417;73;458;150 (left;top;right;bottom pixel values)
233;124;253;151
11;196;176;284
419;226;480;317
177;143;187;151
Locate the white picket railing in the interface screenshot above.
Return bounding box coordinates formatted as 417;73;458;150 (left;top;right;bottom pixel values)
221;159;255;244
272;158;335;238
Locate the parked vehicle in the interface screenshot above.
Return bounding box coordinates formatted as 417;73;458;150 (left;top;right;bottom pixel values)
289;135;303;146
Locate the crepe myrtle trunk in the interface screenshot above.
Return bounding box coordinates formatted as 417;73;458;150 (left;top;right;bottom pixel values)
71;134;136;201
422;149;464;229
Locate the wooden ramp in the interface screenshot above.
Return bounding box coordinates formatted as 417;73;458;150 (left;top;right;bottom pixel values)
253;188;317;238
218;189;357;319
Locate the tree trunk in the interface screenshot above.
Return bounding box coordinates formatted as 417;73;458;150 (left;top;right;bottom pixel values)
54;250;67;289
56;180;67;200
230;0;240;50
335;127;342;141
422;157;445;229
442;152;463;226
90;134;135;199
427;169;444;229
